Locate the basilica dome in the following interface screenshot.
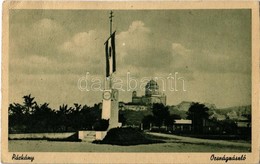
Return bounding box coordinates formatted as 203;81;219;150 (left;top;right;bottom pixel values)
145;80;159;96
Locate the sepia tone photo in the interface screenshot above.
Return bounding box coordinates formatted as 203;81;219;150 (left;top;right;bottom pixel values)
2;1;259;163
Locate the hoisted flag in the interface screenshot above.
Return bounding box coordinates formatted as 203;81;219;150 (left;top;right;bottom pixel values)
105;31;116;77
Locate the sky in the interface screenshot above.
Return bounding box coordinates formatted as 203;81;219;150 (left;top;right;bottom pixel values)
9;9;251;109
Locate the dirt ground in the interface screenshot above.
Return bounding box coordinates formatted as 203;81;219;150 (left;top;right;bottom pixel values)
9;132;251;152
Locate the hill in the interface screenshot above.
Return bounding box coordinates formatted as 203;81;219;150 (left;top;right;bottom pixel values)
215;105;251;120
168;101;217;119
169;102;251;121
173;101;216;112
119;102;251;125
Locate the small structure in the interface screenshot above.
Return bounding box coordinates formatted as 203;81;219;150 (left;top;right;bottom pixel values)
236;120;251;135
119;102;147;111
173;119;192;133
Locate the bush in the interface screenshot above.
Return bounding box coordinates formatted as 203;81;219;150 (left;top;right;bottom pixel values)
93;119;109;131
93;127;164;146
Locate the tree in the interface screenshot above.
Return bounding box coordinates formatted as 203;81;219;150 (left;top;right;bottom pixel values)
57;104;73;131
187;102;209;134
80;104;101;130
29;103;56;132
219;119;237;134
152;103;170;128
23;94;36;114
9;95;37;133
120;110;148;126
70;103;82;130
165;114;181;128
119;113;127;126
8;103;27;132
142;114;155;130
8;94;105;133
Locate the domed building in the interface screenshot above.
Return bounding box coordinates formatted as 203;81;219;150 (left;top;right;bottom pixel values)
145;80;159;96
132;80;166;105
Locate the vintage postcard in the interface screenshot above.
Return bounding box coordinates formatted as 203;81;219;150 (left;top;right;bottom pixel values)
2;1;259;163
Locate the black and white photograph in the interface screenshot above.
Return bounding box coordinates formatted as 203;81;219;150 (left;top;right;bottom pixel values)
2;1;259;164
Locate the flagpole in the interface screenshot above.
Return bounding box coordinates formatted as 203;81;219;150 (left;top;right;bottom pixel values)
109;11;114;90
109;11;113;35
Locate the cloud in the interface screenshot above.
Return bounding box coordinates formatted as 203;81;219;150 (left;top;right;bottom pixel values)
32;18;62;32
11;24;106;76
59;30;103;57
9;73;100;109
128;21;151;33
116;21;174;77
58;29;107;76
189;49;251;74
10;18;67;58
117;21;151;53
171;43;192;68
9;54;102;76
172;43;191;57
10;55;53;75
170;41;250;75
9;11;251;108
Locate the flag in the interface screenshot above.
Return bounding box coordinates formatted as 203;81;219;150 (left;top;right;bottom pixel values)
111;32;116;72
105;40;110;77
105;31;116;77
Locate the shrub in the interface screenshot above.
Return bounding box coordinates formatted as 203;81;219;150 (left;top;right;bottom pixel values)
93;119;109;131
93;127;164;146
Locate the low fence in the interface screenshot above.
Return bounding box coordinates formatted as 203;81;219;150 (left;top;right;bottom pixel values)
9;132;76;140
9;131;100;141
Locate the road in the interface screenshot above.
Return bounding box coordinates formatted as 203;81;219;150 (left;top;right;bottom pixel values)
147;132;250;148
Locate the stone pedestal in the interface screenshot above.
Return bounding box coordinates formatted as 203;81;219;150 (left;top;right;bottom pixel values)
78;131;96;141
101;89;119;129
95;131;107;140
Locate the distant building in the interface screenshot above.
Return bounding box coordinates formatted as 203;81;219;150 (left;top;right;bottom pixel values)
119;103;148;111
132;80;166;106
119;101;148;111
236;120;251;135
119;80;166;111
173;119;192;133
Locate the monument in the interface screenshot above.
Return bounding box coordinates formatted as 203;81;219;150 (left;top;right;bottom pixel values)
101;11;120;130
